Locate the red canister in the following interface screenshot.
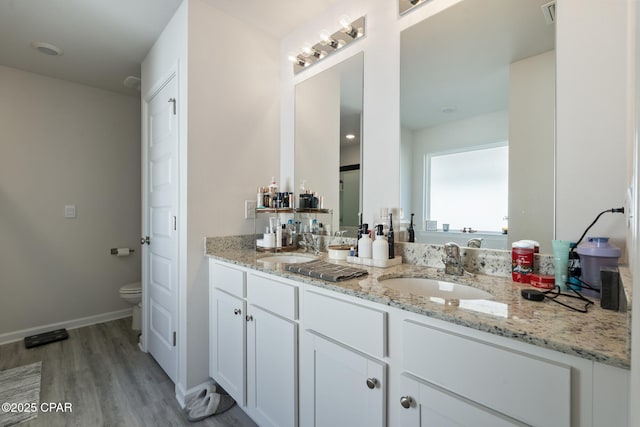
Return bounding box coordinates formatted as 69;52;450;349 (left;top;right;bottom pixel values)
530;274;555;290
512;241;534;283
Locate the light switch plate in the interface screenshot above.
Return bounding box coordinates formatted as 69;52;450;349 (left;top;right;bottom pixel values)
64;205;76;218
245;200;256;219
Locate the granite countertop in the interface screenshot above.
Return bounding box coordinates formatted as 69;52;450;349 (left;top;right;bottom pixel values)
206;241;631;369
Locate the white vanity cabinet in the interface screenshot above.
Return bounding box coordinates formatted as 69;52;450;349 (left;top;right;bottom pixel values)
302;331;386;427
210;257;629;427
398;373;524;427
392;315;629;427
209;263;246;406
209;260;299;427
399;319;571;426
300;289;388;427
246;273;298;427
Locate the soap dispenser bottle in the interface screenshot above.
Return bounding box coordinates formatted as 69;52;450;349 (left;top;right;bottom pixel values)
358;224;372;259
373;224;389;261
408;213;415;243
388;213;395;259
268;177;278;207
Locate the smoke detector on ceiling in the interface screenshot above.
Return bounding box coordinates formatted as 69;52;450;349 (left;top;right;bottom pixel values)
123;76;141;91
541;1;556;25
31;41;63;56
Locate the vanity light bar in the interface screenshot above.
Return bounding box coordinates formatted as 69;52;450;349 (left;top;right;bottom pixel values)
399;0;432;16
289;16;365;74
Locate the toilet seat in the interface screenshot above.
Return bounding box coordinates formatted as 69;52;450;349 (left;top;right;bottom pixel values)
120;281;141;294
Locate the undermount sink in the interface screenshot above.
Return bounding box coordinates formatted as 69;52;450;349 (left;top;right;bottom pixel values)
380;277;493;300
257;255;317;264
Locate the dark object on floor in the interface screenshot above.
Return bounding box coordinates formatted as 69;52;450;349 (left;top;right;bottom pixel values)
24;329;69;348
186;389;235;422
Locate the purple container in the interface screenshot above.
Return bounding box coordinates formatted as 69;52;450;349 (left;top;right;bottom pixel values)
576;237;621;298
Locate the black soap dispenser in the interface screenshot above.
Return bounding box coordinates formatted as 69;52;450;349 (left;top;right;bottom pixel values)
408;213;415;243
356;212;363;256
388;213;395;259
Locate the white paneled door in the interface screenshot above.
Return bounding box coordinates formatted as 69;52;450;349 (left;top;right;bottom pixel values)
144;74;178;382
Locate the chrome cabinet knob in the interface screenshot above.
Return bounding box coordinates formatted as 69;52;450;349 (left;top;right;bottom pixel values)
400;396;413;409
233;308;241;315
366;378;378;389
246;315;254;322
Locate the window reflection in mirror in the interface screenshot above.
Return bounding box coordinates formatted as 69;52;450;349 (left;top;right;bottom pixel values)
428;144;508;232
400;0;555;251
295;53;363;237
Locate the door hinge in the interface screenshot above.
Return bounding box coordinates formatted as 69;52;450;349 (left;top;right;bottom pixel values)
173;216;177;231
173;331;176;347
168;98;176;115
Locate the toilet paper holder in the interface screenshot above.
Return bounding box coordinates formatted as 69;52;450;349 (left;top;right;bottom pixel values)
110;248;135;255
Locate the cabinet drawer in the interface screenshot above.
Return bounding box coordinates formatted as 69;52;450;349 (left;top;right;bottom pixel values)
211;261;246;298
304;290;387;358
399;373;524;427
247;274;298;320
403;320;571;427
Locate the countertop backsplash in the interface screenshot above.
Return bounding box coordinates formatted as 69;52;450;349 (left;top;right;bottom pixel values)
205;234;555;278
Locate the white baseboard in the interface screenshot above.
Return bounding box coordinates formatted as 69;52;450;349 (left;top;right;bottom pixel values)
0;308;132;346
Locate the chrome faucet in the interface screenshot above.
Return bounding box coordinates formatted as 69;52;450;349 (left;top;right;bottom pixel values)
443;242;464;276
300;233;321;255
467;238;483;248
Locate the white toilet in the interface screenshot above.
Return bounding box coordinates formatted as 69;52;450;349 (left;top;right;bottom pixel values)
119;281;142;330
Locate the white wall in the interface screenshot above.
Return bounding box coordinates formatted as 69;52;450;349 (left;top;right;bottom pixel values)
186;0;279;389
143;0;280;393
400;127;413;221
340;143;360;166
556;0;631;257
509;50;556;253
0;66;141;339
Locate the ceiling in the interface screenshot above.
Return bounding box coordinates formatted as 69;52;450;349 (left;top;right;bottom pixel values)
0;0;340;96
401;0;555;130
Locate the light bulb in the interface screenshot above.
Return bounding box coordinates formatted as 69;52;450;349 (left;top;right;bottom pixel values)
339;15;352;30
319;30;331;45
287;53;306;67
301;46;311;57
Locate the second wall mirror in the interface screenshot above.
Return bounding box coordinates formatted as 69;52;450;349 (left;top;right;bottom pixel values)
295;52;364;237
400;0;555;251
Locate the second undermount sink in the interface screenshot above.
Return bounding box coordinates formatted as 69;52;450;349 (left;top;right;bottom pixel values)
380;277;493;300
257;255;317;264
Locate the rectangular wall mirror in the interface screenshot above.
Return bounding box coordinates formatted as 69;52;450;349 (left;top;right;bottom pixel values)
295;52;364;237
400;0;555;251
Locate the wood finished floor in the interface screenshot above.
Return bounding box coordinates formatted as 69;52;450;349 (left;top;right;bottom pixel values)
0;318;257;427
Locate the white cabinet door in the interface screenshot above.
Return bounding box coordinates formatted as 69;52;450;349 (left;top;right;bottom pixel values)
302;331;385;427
398;374;524;427
210;288;246;406
247;305;298;427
